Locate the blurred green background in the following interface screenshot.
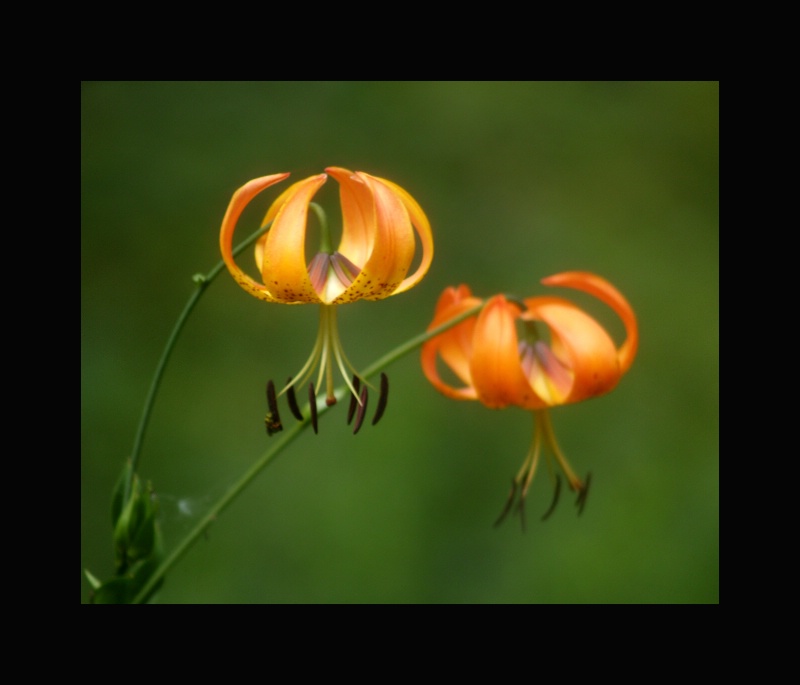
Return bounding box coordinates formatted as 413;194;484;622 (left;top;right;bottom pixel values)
81;81;718;604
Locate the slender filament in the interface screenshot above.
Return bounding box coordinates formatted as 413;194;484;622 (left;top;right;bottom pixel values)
281;305;364;406
536;409;584;492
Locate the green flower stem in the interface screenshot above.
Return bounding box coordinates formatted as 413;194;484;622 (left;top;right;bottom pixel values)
124;223;273;505
308;202;331;253
131;300;482;604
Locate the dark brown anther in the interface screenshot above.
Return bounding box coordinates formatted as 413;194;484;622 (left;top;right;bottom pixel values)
372;373;389;426
265;380;283;436
493;479;517;527
352;384;369;435
540;474;562;521
346;375;361;425
309;382;318;434
575;472;591;515
286;377;304;422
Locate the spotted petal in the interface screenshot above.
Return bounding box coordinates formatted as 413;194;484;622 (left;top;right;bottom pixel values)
325;167;433;304
261;174;328;303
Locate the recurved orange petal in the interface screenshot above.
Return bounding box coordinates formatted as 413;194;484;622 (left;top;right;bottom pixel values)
470;296;535;409
261;174;328;303
324;168;434;304
325;167;373;272
220;173;290;303
421;286;482;401
376;176;434;296
541;271;638;374
333;173;416;303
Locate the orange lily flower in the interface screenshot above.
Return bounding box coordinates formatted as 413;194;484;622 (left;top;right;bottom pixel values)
220;167;433;433
421;272;638;525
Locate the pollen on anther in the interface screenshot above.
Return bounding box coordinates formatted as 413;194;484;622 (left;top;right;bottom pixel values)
265;380;283;436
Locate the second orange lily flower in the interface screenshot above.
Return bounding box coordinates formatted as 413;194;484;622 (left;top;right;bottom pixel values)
422;271;638;525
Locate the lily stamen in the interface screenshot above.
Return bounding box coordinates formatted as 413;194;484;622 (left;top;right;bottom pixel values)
279;305;364;410
493;411;587;529
536;409;585;495
372;373;389;426
575;473;591;515
285;377;304;422
541;475;562;521
265;380;283;436
347;376;361;425
493;479;519;528
308;383;319;434
352;384;369;435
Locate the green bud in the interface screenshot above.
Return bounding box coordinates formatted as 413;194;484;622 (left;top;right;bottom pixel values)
113;476;160;573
